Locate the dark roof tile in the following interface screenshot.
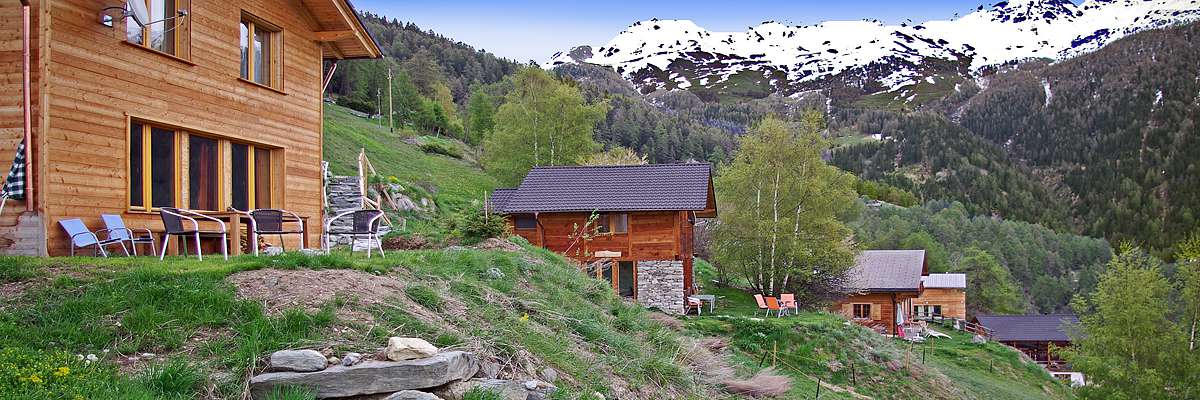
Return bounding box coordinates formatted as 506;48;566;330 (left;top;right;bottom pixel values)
975;314;1080;342
846;250;927;292
499;163;714;213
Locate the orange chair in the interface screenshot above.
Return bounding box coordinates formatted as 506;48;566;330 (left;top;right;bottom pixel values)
780;293;799;315
753;294;769;317
765;296;786;318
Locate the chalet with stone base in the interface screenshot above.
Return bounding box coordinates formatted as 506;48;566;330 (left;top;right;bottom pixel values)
488;163;717;314
833;250;928;335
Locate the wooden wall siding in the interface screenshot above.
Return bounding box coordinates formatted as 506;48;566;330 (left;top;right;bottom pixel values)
913;288;967;319
509;211;697;294
833;292;920;335
38;0;328;255
0;1;46;255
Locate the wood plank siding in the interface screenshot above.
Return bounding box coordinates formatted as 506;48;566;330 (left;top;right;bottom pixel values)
832;292;920;335
0;1;45;254
913;287;967;319
510;211;697;295
0;0;378;256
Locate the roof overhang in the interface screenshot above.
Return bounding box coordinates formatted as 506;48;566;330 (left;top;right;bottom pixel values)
298;0;383;60
695;175;718;218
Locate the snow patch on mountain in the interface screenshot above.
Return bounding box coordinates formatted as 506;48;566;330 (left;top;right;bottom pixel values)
546;0;1200;95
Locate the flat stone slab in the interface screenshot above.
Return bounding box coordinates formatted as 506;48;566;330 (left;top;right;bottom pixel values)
269;349;327;372
249;351;478;399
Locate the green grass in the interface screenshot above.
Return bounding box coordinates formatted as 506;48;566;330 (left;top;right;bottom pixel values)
323;103;499;234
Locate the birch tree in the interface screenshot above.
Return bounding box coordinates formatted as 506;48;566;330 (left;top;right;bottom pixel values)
482;68;607;185
712;113;858;301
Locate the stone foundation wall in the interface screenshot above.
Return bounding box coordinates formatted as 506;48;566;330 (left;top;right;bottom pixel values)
636;260;685;314
325;175;388;249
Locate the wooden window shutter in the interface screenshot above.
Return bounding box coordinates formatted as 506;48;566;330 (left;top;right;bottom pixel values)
870;303;882;320
841;303;851;316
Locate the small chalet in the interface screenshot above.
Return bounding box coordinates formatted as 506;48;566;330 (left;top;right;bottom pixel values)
833;250;929;335
975;314;1079;370
913;273;967;319
489;163;717;314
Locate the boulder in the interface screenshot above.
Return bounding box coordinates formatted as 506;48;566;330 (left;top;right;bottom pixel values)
972;334;987;344
474;359;500;379
384;390;444;400
387;337;439;361
539;367;558;383
342;352;363;366
269;350;328;372
249;351;478;399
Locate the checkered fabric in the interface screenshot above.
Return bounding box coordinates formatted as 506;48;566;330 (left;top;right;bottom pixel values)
2;140;26;200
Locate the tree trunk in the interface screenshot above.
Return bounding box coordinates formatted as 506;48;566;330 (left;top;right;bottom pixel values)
768;170;781;295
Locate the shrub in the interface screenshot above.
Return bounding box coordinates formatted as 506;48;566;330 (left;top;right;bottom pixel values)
418;136;464;159
446;206;509;244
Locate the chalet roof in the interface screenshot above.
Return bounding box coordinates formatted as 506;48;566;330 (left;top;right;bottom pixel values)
922;273;967;289
301;0;384;59
845;250;927;292
498;163;716;216
487;188;515;213
975;314;1080;342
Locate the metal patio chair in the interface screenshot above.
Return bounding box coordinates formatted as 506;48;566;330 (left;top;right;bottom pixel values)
324;209;385;258
59;218;127;257
101;214;156;256
245;208;305;256
158;207;227;261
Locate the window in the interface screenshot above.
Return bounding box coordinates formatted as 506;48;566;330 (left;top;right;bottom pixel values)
913;305;943;318
126;0;189;58
852;303;872;319
594;213;628;234
128;119;277;211
240;14;282;88
514;215;537;230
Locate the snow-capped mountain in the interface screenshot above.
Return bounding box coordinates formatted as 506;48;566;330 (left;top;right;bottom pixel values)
545;0;1200;96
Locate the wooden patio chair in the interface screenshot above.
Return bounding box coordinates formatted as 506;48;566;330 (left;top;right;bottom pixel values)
753;294;769;317
246;208;306;255
158;208;228;261
101;214;156;256
323;209;385;258
59;218;128;257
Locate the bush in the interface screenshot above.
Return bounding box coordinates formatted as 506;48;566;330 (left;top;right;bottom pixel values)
418;136;464;159
446;206;509;244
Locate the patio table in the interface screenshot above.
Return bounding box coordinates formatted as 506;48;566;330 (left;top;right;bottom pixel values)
691;294;717;313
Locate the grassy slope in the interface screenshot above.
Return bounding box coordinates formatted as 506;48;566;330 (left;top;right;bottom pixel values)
322;103;499;233
0;244;728;399
690;259;1072;400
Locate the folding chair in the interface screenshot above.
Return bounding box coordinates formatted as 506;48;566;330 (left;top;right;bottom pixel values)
59;218;127;257
765;296;786;318
686;297;704;315
158;208;228;261
101;214;156;256
780;293;800;315
753;294;769;317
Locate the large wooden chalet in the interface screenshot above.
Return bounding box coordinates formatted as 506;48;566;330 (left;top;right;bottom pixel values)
0;0;381;255
489;163;717;313
833;250;929;335
913;273;967;319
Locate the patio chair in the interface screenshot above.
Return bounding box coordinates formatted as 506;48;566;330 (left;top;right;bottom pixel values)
101;214;156;256
324;209;385;258
753;294;769;317
686;297;704;315
245;208;305;255
158;208;228;261
765;296;786;318
59;218;128;257
780;293;800;315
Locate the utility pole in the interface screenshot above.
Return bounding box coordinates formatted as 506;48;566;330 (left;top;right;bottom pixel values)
387;67;394;133
376;88;382;127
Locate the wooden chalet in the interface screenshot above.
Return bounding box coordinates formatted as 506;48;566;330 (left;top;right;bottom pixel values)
489;163;716;312
833;250;929;335
913;273;967;319
974;314;1080;372
0;0;381;255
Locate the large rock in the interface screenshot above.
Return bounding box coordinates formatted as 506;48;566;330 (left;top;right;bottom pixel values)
384;390;444;400
249;351;478;399
387;337;439;361
269;350;327;372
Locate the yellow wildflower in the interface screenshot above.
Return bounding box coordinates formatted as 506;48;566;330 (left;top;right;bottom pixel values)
519;313;529;322
54;366;70;377
29;374;43;384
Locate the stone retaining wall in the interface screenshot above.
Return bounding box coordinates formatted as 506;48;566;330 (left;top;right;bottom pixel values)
636;260;685;314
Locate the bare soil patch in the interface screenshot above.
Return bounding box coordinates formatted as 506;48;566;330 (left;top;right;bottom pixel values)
226;268;407;314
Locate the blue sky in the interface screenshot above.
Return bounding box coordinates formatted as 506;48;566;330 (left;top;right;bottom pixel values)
353;1;1001;62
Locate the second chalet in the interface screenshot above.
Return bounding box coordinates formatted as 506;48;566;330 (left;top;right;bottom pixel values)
488;163;717;314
